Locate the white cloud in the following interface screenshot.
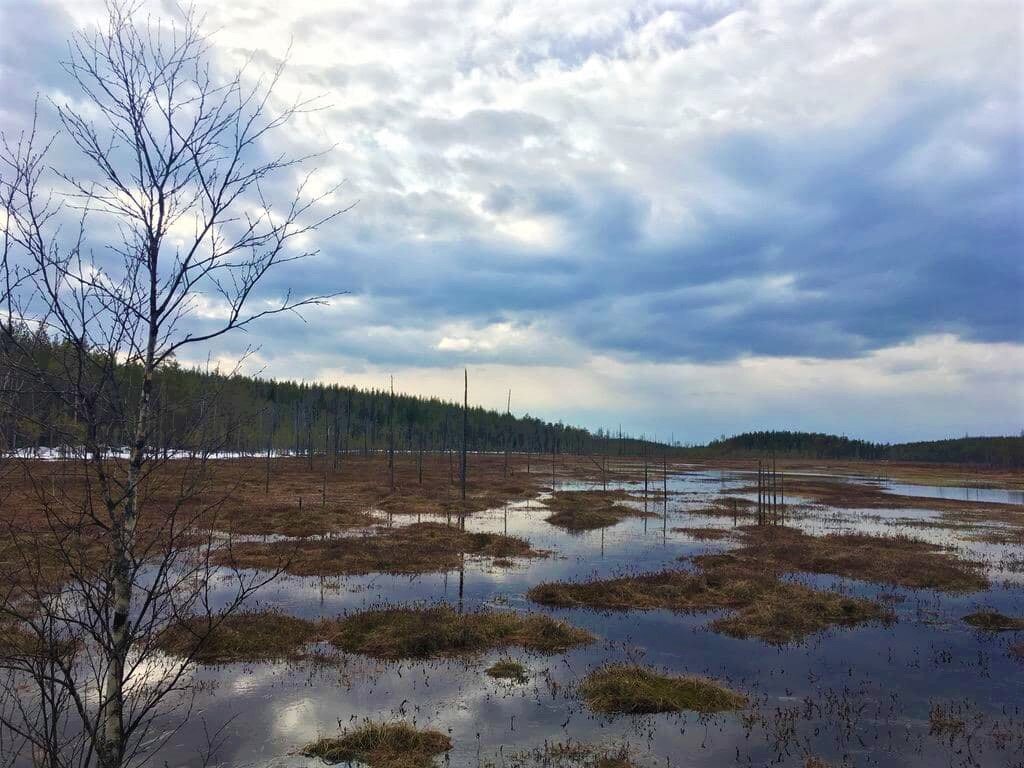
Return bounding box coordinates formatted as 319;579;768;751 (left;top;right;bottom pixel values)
5;0;1021;441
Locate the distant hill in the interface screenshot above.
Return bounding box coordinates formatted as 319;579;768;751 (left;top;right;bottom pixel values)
701;431;1023;467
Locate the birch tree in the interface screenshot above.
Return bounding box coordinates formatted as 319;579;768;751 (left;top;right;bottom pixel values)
0;3;344;765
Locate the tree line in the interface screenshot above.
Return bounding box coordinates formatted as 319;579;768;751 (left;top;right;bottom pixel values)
1;322;674;460
701;430;1023;467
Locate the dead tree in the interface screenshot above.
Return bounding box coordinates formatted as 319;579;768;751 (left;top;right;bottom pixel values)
0;4;344;766
460;369;468;504
388;376;395;493
504;389;511;479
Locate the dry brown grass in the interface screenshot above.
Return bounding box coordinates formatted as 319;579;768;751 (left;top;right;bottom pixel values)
697;526;988;592
485;658;528;683
672;527;733;540
709;585;889;644
301;721;451;768
962;611;1024;631
0;454;544;541
0;620;78;661
967;527;1024;545
528;566;890;644
929;703;968;741
157;606;593;664
543;490;653;531
155;612;318;663
686;457;1024;492
734;474;1024;527
485;742;637;768
214;521;544;576
579;664;746;714
325;606;594;660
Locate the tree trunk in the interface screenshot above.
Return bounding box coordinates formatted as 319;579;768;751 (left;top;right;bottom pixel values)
100;323;157;767
460;369;467;502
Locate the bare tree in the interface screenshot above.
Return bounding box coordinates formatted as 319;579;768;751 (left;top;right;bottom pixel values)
0;3;344;766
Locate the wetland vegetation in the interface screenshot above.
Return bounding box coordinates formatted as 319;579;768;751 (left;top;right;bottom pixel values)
2;451;1022;766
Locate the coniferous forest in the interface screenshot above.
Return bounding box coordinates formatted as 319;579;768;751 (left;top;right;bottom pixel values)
5;325;1020;466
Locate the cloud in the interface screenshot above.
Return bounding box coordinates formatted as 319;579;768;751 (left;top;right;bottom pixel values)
2;0;1021;440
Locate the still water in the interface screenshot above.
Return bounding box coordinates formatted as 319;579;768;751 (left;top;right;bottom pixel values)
156;470;1022;767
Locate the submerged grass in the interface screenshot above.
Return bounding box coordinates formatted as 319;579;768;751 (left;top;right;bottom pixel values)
215;521;543;576
301;721;451;768
485;658;528;683
579;664;746;715
962;611;1024;631
544;490;653;531
326;606;594;660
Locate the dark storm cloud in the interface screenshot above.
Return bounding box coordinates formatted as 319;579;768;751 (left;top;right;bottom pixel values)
3;0;1021;380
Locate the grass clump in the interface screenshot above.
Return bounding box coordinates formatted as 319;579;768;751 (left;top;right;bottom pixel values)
486;742;636;768
579;664;746;715
0;621;78;661
327;606;593;660
1010;642;1024;662
210;501;374;537
544;491;653;531
301;721;451;768
963;611;1024;631
485;658;528;683
528;564;891;644
156;611;317;663
216;522;543;576
673;527;732;541
710;584;890;644
698;526;988;593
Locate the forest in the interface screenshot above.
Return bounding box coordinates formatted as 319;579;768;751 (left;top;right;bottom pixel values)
4;325;1020;466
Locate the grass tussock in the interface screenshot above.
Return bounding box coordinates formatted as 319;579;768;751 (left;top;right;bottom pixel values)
486;742;636;768
326;606;594;660
214;502;375;538
301;721;451;768
709;584;889;644
579;664;746;715
962;611;1024;631
155;611;317;663
544;490;653;531
528;566;890;644
0;621;78;661
215;522;543;576
929;703;968;741
673;527;733;541
485;658;528;683
1010;643;1024;662
701;497;757;519
697;526;987;593
966;527;1024;546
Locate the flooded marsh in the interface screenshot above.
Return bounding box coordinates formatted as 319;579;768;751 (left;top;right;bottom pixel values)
3;455;1023;767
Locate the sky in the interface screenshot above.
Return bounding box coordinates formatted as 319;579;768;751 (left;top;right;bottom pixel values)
1;0;1022;444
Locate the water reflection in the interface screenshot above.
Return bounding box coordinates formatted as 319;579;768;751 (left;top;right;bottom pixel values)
155;471;1021;767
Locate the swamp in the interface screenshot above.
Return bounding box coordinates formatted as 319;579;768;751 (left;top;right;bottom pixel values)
2;452;1021;767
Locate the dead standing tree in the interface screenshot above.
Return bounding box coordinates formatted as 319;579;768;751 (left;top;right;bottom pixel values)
0;4;344;767
459;368;468;527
